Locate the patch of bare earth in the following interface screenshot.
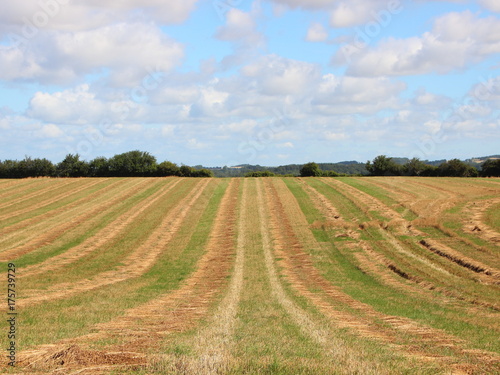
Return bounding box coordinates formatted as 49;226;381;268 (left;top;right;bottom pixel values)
264;179;500;373
19;179;210;306
18;179;240;374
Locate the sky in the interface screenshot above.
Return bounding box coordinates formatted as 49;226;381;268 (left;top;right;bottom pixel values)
0;0;499;167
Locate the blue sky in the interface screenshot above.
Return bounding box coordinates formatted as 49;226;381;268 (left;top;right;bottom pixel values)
0;0;499;166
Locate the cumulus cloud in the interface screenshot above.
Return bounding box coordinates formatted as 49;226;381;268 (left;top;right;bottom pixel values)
329;0;399;28
241;55;321;96
215;8;265;69
266;0;337;10
412;88;452;110
479;0;500;13
340;11;500;76
0;0;199;36
0;22;184;86
27;84;107;124
267;0;401;27
306;23;329;42
310;74;406;114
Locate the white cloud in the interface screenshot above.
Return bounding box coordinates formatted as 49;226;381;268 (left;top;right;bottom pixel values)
38;124;64;138
0;0;199;36
306;23;328;42
311;74;406;114
215;8;265;70
189;86;229;118
241;55;321;96
27;85;106;124
341;11;500;76
0;23;184;86
479;0;500;13
186;138;207;150
412;88;452;110
267;0;337;10
324;132;348;140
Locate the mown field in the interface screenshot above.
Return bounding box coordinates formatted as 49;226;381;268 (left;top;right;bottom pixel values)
0;176;499;374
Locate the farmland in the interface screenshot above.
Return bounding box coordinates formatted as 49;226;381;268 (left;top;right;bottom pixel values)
0;177;499;374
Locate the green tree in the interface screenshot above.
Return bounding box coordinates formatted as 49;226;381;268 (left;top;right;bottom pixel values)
245;171;276;177
437;159;478;177
156;161;180;176
0;160;21;178
179;165;194;177
191;168;214;177
366;155;401;176
481;159;500;177
403;158;427;176
300;162;322;177
108;151;157;177
322;170;339;177
89;157;109;177
17;157;55;177
57;154;89;177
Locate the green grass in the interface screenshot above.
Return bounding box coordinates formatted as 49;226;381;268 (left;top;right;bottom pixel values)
1;177;497;374
485;202;500;231
284;178;500;355
12;179;227;350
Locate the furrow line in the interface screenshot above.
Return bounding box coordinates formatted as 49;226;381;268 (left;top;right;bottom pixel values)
260;179;396;374
324;179;497;281
0;179;57;201
19;179;240;373
19;179;212;306
463;197;500;244
186;178;247;374
17;178;181;278
0;178;142;249
0;178;106;222
266;179;500;372
0;179;76;210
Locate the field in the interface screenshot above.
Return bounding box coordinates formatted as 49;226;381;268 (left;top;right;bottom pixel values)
0;176;499;374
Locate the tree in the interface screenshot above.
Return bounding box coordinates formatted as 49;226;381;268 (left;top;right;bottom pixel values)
108;151;157;177
366;155;401;176
437;159;478;177
245;171;276;177
0;160;21;178
481;159;500;177
322;170;339;177
192;168;214;177
300;162;322;177
89;157;109;177
57;154;89;177
178;165;193;177
403;158;427;176
157;161;180;177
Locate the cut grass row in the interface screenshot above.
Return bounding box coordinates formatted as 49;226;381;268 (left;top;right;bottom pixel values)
286;178;499;359
12;179;226;354
1;177;497;374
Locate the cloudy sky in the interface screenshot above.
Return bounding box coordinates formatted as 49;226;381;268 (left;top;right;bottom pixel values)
0;0;499;166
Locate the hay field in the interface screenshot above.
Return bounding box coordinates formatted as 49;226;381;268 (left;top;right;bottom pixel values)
0;177;499;374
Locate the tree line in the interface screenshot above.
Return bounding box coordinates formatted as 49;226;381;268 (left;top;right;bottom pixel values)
365;155;500;177
0;151;213;178
251;158;500;178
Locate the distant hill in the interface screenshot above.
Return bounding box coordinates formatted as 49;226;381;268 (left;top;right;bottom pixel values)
202;155;499;177
465;155;500;164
